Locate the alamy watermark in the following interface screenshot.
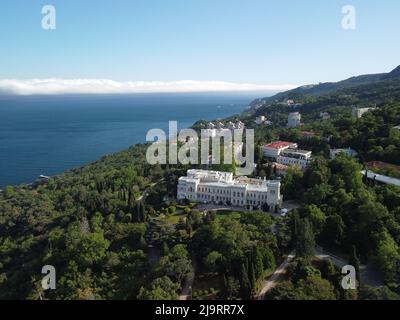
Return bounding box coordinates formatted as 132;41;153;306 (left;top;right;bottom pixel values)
146;121;255;176
341;265;357;290
41;265;56;290
342;5;356;30
42;5;56;30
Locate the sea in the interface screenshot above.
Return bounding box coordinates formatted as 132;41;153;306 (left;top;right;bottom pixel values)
0;93;261;187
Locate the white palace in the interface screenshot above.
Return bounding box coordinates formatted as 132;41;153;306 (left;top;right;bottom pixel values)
177;169;282;211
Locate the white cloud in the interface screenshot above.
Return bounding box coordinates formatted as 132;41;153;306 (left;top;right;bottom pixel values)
0;78;297;95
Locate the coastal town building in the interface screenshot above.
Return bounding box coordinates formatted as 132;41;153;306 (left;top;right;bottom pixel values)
255;116;265;124
177;169;282;210
286;99;295;106
262;141;298;158
287;112;301;127
361;170;400;187
280;99;298;107
255;116;272;126
204;121;245;137
352;107;376;119
228;120;245;131
329;148;358;160
320;112;331;120
262;141;312;170
277;148;312;169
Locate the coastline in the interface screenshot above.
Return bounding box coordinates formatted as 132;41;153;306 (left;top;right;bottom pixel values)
0;93;255;188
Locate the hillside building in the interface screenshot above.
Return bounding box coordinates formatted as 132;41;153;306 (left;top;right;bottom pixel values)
329;148;358;160
262;141;312;169
177;169;282;211
352;107;376;119
287;112;301;127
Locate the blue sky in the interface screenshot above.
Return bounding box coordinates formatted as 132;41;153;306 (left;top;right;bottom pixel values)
0;0;399;93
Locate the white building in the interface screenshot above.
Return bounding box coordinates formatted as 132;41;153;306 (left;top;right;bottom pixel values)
281;99;295;106
254;116;272;126
320;112;331;121
207;122;216;129
262;141;298;159
262;141;312;169
287;112;301;127
352;107;376;119
277;149;312;169
203;128;217;138
177;169;282;210
329;148;358;160
361;170;400;187
255;116;266;125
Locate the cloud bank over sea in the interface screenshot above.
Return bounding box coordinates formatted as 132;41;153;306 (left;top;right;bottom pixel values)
0;79;297;95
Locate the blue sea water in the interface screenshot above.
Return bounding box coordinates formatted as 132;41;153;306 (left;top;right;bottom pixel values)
0;93;255;187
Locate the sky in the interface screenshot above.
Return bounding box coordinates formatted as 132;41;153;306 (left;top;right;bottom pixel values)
0;0;399;94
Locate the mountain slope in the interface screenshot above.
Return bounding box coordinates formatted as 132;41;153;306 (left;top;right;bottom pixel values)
249;66;400;111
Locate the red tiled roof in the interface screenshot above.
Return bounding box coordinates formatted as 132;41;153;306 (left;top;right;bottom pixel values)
265;141;294;149
365;161;400;171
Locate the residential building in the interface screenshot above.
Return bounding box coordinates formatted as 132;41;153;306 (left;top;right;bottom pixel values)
277;148;312;169
203;120;244;138
207;122;216;129
255;116;272;126
329;148;358;160
262;141;298;159
352;107;376;119
285;99;295;106
255;116;266;125
262;141;312;169
177;169;282;210
320;112;331;120
361;170;400;187
287;112;301;127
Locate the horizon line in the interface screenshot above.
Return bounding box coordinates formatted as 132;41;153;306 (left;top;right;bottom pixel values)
0;78;299;96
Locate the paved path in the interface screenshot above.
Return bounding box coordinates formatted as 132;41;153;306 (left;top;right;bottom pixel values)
257;246;384;300
256;252;296;300
315;247;384;287
315;247;348;268
360;264;384;287
179;272;195;300
196;203;248;212
137;178;165;201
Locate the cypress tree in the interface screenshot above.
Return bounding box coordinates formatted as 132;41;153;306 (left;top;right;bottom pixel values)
248;259;256;295
349;245;361;285
296;218;315;258
253;246;264;278
239;262;251;299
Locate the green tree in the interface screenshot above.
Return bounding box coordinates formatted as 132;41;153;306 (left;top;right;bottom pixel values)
295;218;315;258
349;245;361;285
138;276;179;300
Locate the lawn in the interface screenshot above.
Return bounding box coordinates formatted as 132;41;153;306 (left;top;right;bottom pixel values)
165;210;187;224
216;209;242;220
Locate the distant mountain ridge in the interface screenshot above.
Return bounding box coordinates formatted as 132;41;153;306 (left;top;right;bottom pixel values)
382;65;400;80
248;65;400;111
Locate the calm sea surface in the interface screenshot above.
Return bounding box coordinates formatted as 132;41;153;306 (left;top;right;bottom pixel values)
0;93;256;187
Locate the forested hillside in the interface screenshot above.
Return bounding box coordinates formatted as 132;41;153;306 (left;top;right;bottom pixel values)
248;65;400;112
1;71;400;300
